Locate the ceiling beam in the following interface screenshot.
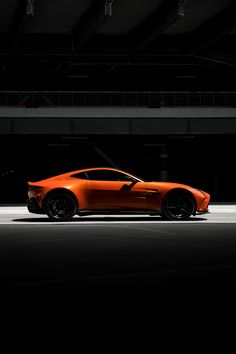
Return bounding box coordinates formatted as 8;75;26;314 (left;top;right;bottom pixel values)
190;2;236;54
130;0;184;55
72;0;114;52
191;54;236;69
9;0;35;54
0;53;203;68
0;1;35;79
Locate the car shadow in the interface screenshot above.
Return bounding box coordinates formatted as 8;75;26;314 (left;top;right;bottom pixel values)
12;216;207;223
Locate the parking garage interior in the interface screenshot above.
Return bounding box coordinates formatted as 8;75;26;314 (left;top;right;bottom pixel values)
1;0;236;304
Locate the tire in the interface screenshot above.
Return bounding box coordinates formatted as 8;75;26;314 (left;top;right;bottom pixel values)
44;191;77;221
162;191;195;221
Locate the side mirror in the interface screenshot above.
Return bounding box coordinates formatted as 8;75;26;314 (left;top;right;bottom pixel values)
120;180;137;191
120;184;130;191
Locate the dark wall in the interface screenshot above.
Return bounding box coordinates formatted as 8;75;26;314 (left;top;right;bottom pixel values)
1;62;236;92
0;134;235;203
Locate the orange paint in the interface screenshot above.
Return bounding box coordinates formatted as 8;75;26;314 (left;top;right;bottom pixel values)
27;167;210;221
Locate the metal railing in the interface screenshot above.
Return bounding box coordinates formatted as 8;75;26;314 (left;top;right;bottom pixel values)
0;91;236;108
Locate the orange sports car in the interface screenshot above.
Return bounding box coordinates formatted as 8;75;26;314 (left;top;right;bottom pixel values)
27;167;210;221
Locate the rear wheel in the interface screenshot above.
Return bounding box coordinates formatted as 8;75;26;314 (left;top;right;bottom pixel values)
44;191;77;221
162;191;195;221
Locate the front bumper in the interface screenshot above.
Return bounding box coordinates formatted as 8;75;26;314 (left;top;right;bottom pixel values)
196;191;210;215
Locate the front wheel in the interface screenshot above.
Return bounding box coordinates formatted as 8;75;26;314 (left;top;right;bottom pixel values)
162;192;195;221
44;191;77;221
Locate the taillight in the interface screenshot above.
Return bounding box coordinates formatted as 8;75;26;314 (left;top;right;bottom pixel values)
28;186;43;191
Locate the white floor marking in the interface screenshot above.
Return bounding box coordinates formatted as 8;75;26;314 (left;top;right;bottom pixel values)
0;204;235;224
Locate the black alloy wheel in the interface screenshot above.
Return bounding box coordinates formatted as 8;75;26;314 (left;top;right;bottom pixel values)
44;191;77;221
162;192;195;221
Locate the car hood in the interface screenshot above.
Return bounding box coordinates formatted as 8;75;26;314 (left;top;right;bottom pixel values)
147;181;202;193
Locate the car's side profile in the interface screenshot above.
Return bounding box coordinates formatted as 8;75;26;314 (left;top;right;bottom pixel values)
27;167;210;221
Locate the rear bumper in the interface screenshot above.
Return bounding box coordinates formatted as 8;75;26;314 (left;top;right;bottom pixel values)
27;198;44;214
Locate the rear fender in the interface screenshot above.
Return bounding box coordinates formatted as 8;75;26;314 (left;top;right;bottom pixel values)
43;188;79;211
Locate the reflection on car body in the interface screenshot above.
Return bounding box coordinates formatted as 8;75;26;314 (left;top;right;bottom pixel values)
27;167;210;221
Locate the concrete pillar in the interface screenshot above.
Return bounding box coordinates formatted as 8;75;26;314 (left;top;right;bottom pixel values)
160;145;168;181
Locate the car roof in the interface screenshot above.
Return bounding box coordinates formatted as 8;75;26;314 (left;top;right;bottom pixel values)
52;167;115;177
70;167;131;175
67;167;143;181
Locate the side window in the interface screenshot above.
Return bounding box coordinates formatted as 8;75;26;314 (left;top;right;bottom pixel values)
71;172;89;180
86;170;135;182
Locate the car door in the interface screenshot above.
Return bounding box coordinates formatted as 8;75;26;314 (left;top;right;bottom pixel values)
118;181;159;210
85;179;126;209
84;170;152;211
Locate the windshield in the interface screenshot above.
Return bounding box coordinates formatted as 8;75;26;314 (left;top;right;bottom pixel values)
126;172;146;182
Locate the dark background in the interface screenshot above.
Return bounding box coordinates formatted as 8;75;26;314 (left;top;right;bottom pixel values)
1;0;236;202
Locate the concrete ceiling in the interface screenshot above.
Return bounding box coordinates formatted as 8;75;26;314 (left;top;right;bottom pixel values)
0;0;236;90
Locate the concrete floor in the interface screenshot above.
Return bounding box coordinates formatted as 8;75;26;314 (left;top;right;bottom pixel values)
0;204;236;305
